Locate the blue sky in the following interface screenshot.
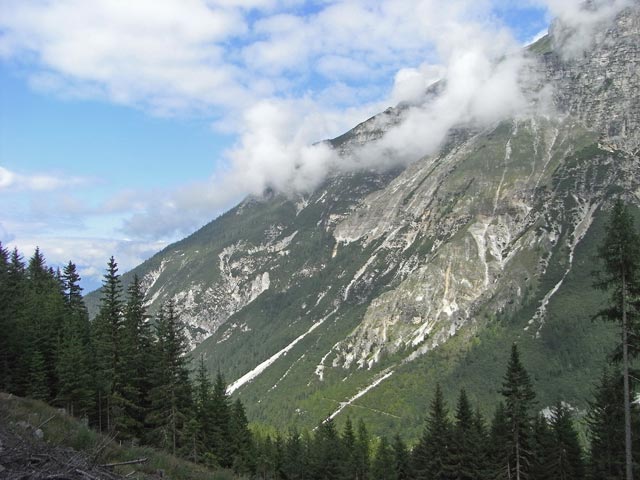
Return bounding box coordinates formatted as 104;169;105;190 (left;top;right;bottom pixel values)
0;0;611;290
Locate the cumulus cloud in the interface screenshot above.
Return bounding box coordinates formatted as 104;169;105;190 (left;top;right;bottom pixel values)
6;235;167;289
1;0;632;274
0;166;90;192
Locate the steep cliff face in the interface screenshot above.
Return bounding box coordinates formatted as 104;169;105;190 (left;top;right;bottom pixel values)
89;3;640;436
545;4;640;152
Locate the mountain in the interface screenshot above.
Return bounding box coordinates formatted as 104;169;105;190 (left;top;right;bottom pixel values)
86;2;640;439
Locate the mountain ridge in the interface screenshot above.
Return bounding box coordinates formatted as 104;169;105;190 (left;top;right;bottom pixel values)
85;1;640;438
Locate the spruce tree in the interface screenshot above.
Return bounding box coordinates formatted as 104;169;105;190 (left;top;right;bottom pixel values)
594;199;640;480
56;262;93;418
588;369;627;479
230;398;255;475
548;402;585;480
313;418;343;480
392;433;411;480
117;274;153;440
0;243;11;390
355;418;371;480
340;416;358;479
93;256;125;432
146;301;192;455
4;248;27;395
529;413;554;480
24;248;66;401
371;436;395;480
411;383;454;480
209;369;231;466
489;401;512;480
451;389;484;480
500;344;536;480
283;428;305;480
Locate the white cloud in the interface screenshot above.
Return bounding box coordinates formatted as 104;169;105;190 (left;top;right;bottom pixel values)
6;235;168;289
0;166;90;192
1;0;632;268
536;0;634;58
0;222;15;244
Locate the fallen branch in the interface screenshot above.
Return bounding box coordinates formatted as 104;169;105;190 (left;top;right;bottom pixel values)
36;414;56;430
75;468;100;480
100;457;148;468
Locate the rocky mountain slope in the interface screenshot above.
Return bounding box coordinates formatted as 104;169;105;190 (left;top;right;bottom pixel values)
87;2;640;438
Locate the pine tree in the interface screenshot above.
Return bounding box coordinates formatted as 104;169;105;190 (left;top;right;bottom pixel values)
116;274;153;440
489;401;512;480
56;262;93;418
313;418;343;480
0;243;11;390
411;384;454;480
594;199;640;480
340;416;358;479
529;413;554;480
451;389;485;480
209;369;231;466
193;354;213;462
93;256;125;432
500;344;536;480
146;301;192;455
588;369;627;479
392;433;410;480
23;248;66;401
283;428;305;480
230;398;255;475
4;248;27;395
372;436;395;480
355;418;371;480
547;402;585;480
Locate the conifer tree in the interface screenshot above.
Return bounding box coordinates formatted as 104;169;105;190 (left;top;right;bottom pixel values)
340;416;358;479
24;248;66;401
588;369;627;479
548;402;585;480
56;262;93;418
392;433;411;480
283;428;305;480
411;384;454;480
93;257;125;432
355;418;371;480
313;418;343;480
209;369;231;466
594;199;640;480
500;344;536;480
489;401;512;479
451;389;485;480
146;300;192;454
529;413;554;480
230;398;255;475
372;436;395;480
4;248;27;395
193;354;213;461
0;243;16;391
116;274;153;439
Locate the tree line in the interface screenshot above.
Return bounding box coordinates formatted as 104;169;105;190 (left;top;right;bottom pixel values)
0;249;253;471
0;199;638;479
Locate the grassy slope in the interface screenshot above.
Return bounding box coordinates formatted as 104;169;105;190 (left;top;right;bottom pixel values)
0;393;237;480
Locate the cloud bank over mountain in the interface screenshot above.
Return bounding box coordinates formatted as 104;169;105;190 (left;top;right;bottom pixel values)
0;0;633;283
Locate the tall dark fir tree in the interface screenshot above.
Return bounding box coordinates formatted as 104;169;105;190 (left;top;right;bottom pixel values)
594;199;640;480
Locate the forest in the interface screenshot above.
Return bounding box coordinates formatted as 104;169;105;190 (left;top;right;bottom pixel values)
0;199;639;480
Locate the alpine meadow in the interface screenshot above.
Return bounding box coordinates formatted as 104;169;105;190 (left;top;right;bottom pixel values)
2;0;640;479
